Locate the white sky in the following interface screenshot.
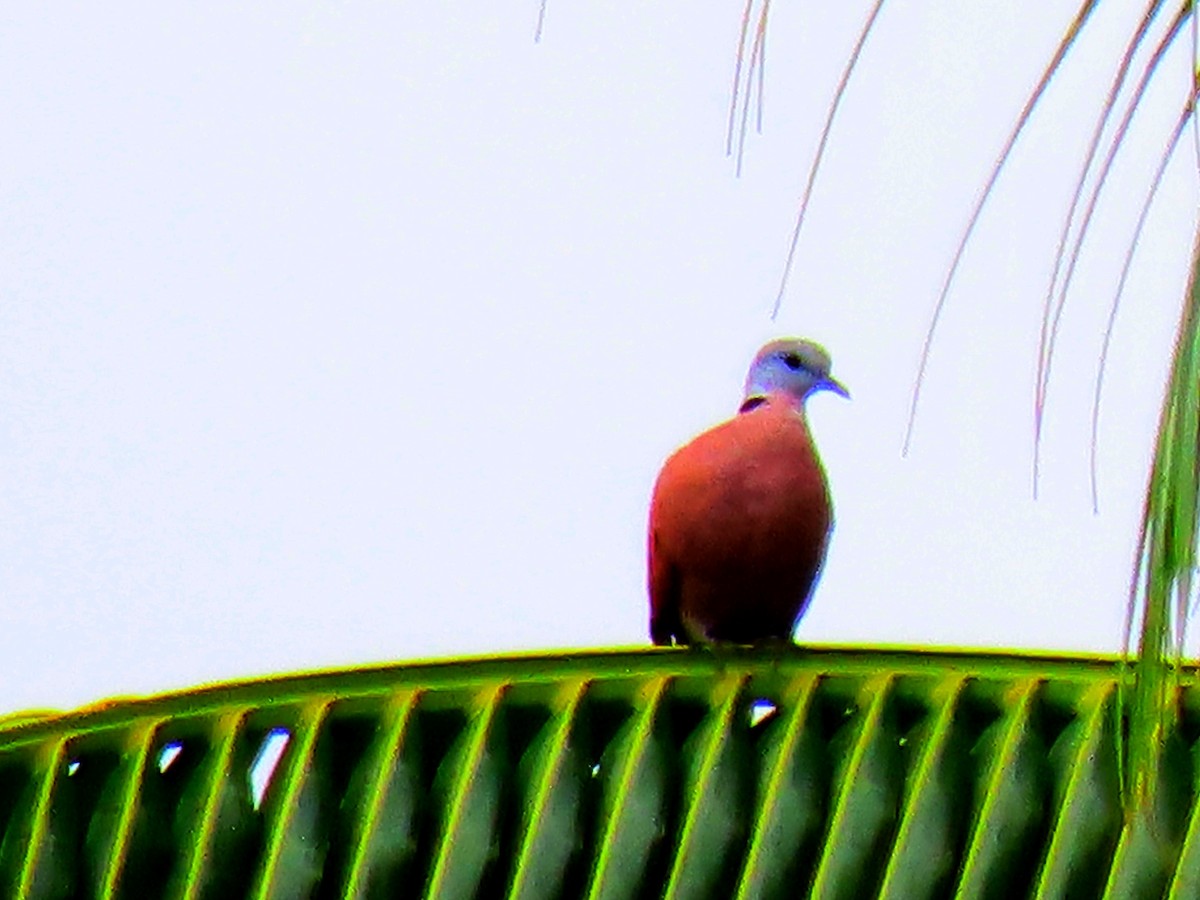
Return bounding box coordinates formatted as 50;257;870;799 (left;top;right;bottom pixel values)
1;2;1197;713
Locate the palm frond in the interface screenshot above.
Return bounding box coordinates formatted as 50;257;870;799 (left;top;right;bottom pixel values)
6;648;1200;895
1123;231;1200;814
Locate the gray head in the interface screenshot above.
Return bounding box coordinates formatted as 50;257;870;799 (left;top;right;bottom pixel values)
742;338;849;409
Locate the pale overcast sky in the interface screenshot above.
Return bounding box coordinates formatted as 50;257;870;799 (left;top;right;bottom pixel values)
0;2;1196;713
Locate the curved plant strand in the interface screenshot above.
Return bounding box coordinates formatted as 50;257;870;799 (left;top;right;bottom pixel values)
772;0;885;319
727;0;757;159
902;0;1101;454
1037;3;1191;491
1193;5;1200;164
1091;100;1194;514
735;1;771;177
727;0;771;175
1035;0;1172;488
756;7;767;136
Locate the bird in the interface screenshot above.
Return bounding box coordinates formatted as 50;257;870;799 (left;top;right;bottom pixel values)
648;338;847;646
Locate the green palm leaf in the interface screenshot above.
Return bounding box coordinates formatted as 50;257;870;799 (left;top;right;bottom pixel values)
1125;235;1200;817
0;648;1196;897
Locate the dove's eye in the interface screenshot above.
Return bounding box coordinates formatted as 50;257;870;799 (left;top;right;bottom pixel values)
782;353;804;371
